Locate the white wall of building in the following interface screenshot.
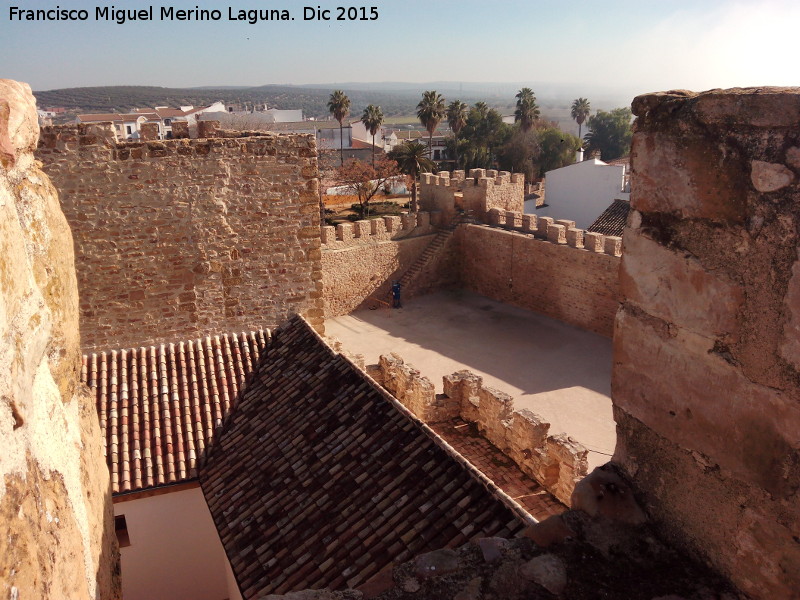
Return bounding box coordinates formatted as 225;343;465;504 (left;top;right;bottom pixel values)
114;486;242;600
534;158;629;228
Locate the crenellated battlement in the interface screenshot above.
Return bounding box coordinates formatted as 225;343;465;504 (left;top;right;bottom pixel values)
37;122;316;162
372;353;588;505
321;210;443;249
485;208;623;257
419;168;525;216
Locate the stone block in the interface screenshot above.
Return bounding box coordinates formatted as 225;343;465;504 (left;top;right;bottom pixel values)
197;120;220;139
583;231;604;252
521;214;537;233
487;208;503;226
416;211;430;228
547;224;567;244
171;121;189;139
536;216;553;238
630;130;747;223
603;235;622;257
505;211;522;229
353;220;371;239
477;386;514;449
613;307;800;499
401;213;417;230
555;219;576;230
566;228;584;248
336;222;353;242
383;215;401;234
620;229;743;336
369;218;385;236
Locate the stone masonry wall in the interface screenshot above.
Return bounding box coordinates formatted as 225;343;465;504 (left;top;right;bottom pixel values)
322;211;460;317
460;211;621;337
37;124;324;351
0;80;119;599
615;88;800;598
374;354;588;505
419;169;525;219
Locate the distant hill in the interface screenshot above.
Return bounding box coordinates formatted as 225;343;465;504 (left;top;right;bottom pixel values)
33;84;489;119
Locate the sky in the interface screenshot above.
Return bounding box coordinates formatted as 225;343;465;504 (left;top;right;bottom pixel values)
1;0;798;96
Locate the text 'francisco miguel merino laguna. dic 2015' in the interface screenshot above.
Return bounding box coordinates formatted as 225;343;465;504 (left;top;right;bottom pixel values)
8;5;380;24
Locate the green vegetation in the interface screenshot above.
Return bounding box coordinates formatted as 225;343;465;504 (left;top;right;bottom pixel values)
327;90;351;166
360;104;384;168
514;87;540;133
446;100;468;167
571;98;591;140
583;108;633;161
388;141;435;213
416;91;446;159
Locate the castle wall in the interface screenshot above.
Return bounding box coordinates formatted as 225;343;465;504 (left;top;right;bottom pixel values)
37;124;324;351
0;80;119;600
615;88;800;598
321;211;460;317
373;354;588;505
459;212;621;337
419;169;525;218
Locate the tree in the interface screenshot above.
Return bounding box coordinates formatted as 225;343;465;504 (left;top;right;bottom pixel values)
416;90;446;160
445;104;511;172
514;87;540;133
327;90;351;166
536;126;582;177
570;98;591;140
446;100;468;168
388;141;435;213
334;157;399;218
360;104;384;168
583;108;633;161
497;129;540;182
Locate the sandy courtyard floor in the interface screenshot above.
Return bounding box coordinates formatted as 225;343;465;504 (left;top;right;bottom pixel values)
325;289;615;470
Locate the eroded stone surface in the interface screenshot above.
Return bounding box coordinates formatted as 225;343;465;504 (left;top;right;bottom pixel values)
0;80;119;599
750;160;795;192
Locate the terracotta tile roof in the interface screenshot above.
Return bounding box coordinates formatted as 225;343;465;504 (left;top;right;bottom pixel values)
82;330;270;495
199;316;527;598
604;156;630;168
587;198;630;237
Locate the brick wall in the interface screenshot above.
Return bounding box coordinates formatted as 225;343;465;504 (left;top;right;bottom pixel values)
37;123;324;351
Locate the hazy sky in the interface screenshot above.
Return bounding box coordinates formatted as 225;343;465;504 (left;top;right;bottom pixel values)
1;0;798;94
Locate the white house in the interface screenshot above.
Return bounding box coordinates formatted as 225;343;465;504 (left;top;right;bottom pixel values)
532;154;630;228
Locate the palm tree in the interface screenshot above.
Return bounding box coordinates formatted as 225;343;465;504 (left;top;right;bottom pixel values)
514;87;540;133
389;140;435;213
360;104;384;168
327;90;351;166
571;97;591;141
447;100;468;168
416;90;446;160
474;101;489;119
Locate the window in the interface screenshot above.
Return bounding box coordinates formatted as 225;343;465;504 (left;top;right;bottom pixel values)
126;125;133;135
115;515;131;548
164;119;171;126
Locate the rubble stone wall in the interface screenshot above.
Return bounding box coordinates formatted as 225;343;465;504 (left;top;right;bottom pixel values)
321;212;460;317
459;216;621;337
616;87;800;598
419;169;525;217
374;355;588;505
37;124;324;351
0;79;119;600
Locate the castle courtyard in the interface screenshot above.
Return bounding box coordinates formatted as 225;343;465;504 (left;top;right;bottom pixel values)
326;289;615;471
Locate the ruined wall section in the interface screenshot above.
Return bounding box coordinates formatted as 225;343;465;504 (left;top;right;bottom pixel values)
0;80;119;600
616;88;800;598
37;124;324;351
372;354;588;505
460;211;621;337
322;211;460;317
